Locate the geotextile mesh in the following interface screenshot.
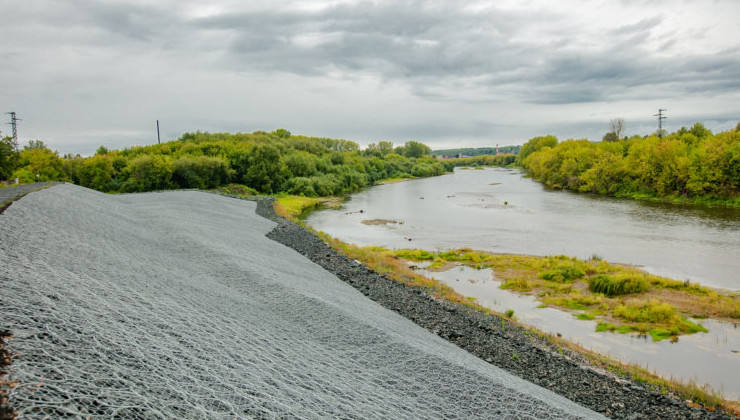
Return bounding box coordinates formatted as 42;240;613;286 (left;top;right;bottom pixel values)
0;185;604;419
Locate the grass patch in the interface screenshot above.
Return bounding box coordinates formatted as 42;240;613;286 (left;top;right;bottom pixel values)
541;265;585;283
589;273;650;296
211;183;258;197
274;195;343;220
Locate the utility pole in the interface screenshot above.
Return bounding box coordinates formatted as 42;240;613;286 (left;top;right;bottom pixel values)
5;111;21;150
157;120;161;144
654;109;666;138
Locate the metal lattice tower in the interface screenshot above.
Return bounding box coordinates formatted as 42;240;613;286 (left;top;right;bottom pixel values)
654;109;666;137
5;111;21;150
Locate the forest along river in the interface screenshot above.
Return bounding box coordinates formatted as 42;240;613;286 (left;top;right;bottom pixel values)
306;167;740;401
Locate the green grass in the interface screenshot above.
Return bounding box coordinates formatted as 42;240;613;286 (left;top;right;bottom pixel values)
541;265;585;283
589;273;650;296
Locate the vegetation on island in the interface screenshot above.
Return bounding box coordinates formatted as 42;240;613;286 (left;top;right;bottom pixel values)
0;130;456;195
391;248;738;341
517;122;740;207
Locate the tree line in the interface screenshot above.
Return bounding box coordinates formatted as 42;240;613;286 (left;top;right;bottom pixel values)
518;122;740;206
1;130;456;196
432;145;521;157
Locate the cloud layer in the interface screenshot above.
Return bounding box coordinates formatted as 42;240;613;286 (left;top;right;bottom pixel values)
2;0;739;154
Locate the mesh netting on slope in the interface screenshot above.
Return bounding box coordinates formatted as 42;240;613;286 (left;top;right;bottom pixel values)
0;185;604;419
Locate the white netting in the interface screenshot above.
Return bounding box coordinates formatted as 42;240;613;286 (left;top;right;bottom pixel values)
0;185;603;419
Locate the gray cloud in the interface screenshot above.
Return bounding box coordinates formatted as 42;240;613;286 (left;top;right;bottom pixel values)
176;2;740;107
1;0;739;154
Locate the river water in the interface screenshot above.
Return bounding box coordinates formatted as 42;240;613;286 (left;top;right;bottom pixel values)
307;167;740;291
306;167;740;400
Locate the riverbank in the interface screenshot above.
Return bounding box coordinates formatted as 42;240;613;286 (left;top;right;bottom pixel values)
258;198;738;419
2;185;613;419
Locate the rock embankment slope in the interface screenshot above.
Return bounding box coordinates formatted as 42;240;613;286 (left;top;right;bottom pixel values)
1;185;606;419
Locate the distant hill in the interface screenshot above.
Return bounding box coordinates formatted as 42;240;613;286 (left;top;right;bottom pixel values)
432;145;520;157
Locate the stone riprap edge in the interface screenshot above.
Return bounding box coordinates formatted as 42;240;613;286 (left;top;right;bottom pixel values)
254;197;736;420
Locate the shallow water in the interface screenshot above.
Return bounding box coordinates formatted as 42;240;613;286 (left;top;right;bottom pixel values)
419;264;740;400
306;167;740;399
307;167;740;291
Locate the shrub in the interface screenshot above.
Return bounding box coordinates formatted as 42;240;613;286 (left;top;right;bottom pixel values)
394;249;435;261
613;299;679;324
540;265;585;282
589;274;649;297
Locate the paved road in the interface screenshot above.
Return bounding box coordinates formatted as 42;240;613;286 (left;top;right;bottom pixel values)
1;184;605;419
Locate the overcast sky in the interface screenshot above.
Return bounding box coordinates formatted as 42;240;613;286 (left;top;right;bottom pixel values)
2;0;740;155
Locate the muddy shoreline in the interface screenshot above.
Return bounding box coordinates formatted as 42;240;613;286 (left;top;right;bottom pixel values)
256;197;736;419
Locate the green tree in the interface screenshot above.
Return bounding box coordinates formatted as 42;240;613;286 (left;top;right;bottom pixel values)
121;155;173;192
245;144;283;193
518;135;558;164
602;118;625;142
689;122;712;139
77;154;115;191
24;140;48;151
272;128;291;139
282;151;318;178
172;156;233;189
0;136;19;180
13;146;67;182
402;141;431;158
378;140;394;155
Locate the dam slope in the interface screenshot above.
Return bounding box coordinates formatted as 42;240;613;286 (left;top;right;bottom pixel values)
0;184;603;419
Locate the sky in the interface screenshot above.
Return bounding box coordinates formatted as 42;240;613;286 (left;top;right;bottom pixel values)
2;0;740;156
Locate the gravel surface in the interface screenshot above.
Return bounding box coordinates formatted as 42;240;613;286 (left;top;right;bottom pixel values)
1;185;608;419
0;182;60;214
258;198;738;420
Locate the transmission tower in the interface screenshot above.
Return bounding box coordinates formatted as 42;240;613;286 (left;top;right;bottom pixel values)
5;111;21;150
654;108;666;138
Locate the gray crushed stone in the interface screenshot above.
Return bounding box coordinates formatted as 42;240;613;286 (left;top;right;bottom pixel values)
1;184;607;419
0;182;61;214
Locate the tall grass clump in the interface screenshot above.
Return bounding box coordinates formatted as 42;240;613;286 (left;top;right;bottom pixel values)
540;265;585;283
589;273;650;297
393;249;435;261
614;299;679;324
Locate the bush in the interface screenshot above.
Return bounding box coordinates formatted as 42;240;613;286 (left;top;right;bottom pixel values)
588;274;650;296
540;265;585;283
613;299;679;324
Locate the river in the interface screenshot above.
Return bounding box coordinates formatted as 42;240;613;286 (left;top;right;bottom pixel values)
307;167;740;291
306;167;740;400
